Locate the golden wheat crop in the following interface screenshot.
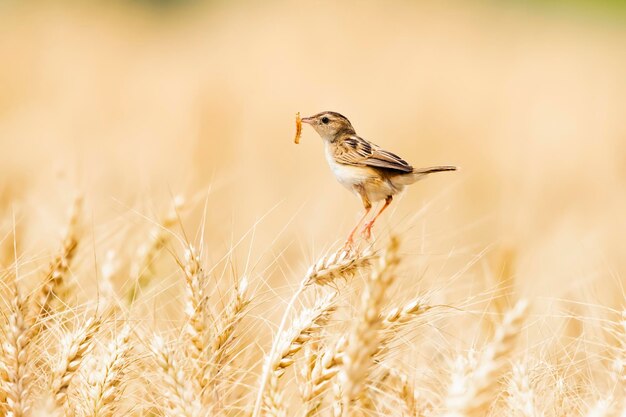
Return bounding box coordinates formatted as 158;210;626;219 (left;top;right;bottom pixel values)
1;1;625;416
0;197;624;416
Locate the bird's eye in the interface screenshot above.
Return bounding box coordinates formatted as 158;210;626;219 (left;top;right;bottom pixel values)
321;117;329;124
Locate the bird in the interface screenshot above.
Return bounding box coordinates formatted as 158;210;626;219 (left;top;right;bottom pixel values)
300;111;456;247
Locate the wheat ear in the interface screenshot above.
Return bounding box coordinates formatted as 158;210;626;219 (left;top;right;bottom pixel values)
375;366;419;417
151;335;203;417
301;336;347;417
300;345;321;417
85;325;132;417
339;236;400;415
585;398;613;417
444;299;529;417
299;296;430;414
34;197;82;317
127;197;183;304
50;316;100;409
252;245;371;417
208;275;250;384
304;247;374;287
377;296;432;356
262;293;336;416
381;296;432;329
181;246;210;385
98;250;121;309
0;286;38;417
506;362;540;417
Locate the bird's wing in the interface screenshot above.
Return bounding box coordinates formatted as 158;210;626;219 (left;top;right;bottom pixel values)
334;136;414;173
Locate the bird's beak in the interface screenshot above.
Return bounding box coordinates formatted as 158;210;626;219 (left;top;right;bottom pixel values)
301;117;314;125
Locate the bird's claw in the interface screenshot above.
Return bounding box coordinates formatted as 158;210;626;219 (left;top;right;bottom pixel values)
360;222;373;240
342;237;356;251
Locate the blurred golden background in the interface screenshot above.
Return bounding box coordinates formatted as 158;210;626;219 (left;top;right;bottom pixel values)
1;0;625;308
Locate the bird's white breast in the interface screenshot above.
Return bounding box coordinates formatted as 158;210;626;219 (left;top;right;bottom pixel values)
324;143;375;191
323;142;401;203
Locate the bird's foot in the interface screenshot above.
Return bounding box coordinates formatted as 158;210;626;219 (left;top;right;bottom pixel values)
360;222;374;240
342;237;356;251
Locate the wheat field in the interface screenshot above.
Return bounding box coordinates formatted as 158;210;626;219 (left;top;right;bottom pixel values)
0;1;625;416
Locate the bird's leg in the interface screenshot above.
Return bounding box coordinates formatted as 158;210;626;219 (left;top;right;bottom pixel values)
345;206;371;248
344;187;371;249
361;195;393;240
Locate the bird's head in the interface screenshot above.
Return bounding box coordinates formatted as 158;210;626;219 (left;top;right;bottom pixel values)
301;111;355;142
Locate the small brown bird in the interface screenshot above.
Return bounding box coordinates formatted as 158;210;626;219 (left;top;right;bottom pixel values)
301;111;456;246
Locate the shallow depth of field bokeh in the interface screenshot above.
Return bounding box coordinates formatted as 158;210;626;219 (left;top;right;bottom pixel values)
0;0;625;416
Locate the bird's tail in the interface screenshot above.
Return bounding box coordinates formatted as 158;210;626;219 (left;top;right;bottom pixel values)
393;165;457;186
412;165;457;175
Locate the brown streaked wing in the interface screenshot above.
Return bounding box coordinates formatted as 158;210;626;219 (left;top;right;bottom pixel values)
334;136;413;173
